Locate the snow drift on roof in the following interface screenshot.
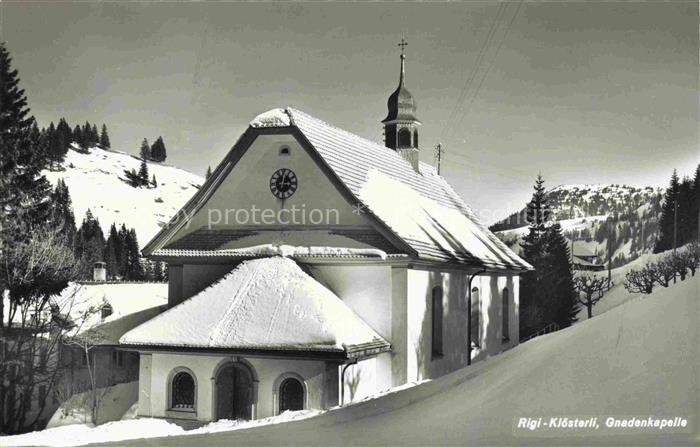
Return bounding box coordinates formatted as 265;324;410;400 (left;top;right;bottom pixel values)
120;257;389;356
249;108;291;128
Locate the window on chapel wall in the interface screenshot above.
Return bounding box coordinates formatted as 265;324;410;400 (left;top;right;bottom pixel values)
171;371;195;411
398;128;411;148
279;378;304;413
432;286;444;357
471;287;480;347
502;287;510;342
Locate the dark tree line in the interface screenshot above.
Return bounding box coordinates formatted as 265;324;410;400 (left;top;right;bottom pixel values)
654;166;700;253
47;182;166;282
42;118;111;167
519;175;579;339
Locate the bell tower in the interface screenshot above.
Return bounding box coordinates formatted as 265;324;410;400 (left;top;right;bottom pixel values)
382;38;421;172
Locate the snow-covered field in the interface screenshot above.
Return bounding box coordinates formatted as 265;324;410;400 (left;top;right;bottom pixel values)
3;272;696;446
43;146;203;245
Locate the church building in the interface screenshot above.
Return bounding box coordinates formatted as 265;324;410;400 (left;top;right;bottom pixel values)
119;42;531;424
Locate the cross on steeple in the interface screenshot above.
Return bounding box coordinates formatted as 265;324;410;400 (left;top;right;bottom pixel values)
398;38;408;55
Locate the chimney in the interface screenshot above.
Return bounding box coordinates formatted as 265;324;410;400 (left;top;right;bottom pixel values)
93;262;106;282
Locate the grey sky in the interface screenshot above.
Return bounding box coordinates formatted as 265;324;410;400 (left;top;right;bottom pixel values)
2;1;697;223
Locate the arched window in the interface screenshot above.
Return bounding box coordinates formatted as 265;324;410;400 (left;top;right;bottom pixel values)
413;129;419;148
502;287;510;342
398;128;411;148
431;286;443;357
278;378;304;413
471;287;480;347
171;371;195;410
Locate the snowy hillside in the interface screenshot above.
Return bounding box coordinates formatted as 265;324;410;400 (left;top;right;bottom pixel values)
574;245;694;320
3;268;696;446
492;184;663;267
43;145;203;245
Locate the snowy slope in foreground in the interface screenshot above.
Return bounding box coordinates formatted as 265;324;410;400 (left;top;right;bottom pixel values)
43;146;203;245
3;276;697;446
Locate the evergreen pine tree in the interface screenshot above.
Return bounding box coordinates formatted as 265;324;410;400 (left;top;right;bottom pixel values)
139;138;150;160
692;164;700;242
99;124;111;149
138;160;149;186
543;223;579;328
83;121;94;146
91;124;99;145
519;174;577;335
149;136;167;162
519;174;551;337
73;124;83;148
151;173;157;188
57;118;72;154
104;223;120;279
0;43;53;245
678;177;694;247
654;170;680;253
125;229;143;280
74;209;105;279
46;122;60;167
117;224;130;277
49;179;77;246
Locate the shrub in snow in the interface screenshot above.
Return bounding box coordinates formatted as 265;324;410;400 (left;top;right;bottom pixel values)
624;264;656;294
653;257;677;287
671;253;690;281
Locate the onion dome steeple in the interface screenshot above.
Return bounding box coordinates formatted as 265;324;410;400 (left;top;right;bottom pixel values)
382;39;420;124
383;38;421;172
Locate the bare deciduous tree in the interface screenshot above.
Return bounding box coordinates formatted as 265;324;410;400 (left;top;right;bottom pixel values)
62;307;109;426
624;264;656;295
0;223;79;434
653;258;676;287
574;274;612;319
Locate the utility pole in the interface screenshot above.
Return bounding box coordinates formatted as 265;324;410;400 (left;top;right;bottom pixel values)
673;200;678;283
570;230;576;265
673;200;678;256
434;143;445;175
607;218;614;284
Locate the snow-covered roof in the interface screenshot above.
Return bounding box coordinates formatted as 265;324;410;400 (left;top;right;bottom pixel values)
152;244;393;260
144;107;531;272
120;257;390;358
249;108;292;128
51;282;168;344
572;241;598;258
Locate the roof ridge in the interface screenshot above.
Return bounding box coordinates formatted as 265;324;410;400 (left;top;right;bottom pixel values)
287;107;410;164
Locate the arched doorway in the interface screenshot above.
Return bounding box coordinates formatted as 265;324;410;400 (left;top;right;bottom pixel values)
215;362;254;421
278;378;304;413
